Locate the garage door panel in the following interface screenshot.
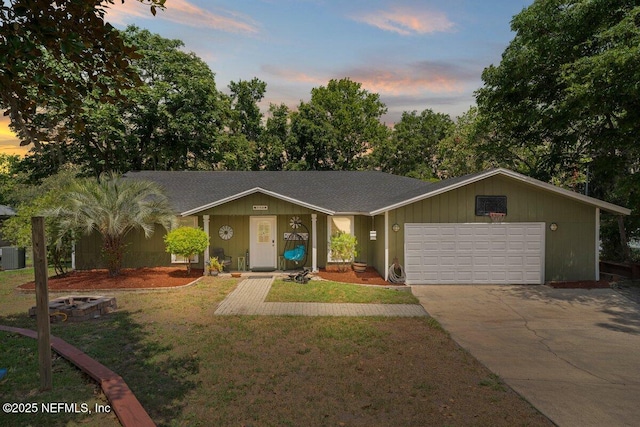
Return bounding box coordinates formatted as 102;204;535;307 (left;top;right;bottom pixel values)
490;256;506;266
507;256;524;266
473;256;490;266
508;241;525;251
490;241;507;251
507;271;524;281
474;241;491;251
405;223;544;285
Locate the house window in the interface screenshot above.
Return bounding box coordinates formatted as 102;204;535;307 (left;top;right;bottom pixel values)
475;196;507;216
171;216;200;264
328;216;354;262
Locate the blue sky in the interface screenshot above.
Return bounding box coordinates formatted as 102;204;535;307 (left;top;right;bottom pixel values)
1;0;534;155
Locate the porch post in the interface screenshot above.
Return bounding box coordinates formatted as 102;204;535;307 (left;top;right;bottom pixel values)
384;211;389;282
311;214;318;272
203;215;210;271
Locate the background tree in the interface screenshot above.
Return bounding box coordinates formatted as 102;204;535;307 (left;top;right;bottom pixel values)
0;153;23;206
50;173;176;276
228;79;266;143
0;0;165;149
257;103;292;170
2;167;81;275
163;227;208;274
436;108;488;178
288;78;389;170
476;0;639;260
227;78;267;170
20;26;229;178
374;109;453;180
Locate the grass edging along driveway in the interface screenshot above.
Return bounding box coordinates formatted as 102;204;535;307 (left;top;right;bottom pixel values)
265;279;419;304
0;268;552;426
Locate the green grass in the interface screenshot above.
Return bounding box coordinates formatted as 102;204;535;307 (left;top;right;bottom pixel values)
265;279;420;304
0;268;552;427
0;332;118;427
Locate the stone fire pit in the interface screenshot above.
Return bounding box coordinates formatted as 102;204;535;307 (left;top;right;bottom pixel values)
29;296;117;322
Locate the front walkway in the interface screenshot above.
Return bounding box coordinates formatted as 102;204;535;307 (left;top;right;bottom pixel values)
214;276;427;317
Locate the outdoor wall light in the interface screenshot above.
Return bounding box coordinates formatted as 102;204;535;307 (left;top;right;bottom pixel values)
392;223;400;232
549;222;558;231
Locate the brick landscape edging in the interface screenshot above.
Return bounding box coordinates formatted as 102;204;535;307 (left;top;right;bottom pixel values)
0;325;156;427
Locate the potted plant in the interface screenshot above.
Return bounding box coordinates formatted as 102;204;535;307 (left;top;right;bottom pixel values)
352;260;367;273
208;257;224;276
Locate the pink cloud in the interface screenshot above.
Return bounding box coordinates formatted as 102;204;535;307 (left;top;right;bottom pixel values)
347;65;464;95
261;65;328;86
353;6;454;35
263;63;464;96
105;0;259;35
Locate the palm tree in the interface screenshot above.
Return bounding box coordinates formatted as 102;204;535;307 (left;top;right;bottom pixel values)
52;173;176;276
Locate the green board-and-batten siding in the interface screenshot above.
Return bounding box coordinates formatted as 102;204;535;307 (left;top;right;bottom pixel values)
201;193;321;269
75;175;601;281
385;175;597;281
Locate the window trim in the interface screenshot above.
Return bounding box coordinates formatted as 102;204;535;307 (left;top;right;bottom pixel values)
171;216;200;264
327;215;355;263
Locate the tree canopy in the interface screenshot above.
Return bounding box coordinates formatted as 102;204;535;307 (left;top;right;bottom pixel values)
0;0;165;148
287;78;389;170
373;109;454;180
476;0;639;258
19;26;228;178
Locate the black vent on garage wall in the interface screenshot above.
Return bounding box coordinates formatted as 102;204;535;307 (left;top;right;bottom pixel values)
475;195;507;216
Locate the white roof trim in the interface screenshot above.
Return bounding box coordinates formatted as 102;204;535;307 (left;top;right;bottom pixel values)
181;187;335;216
370;168;631;216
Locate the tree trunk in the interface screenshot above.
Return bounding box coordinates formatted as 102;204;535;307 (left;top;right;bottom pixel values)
103;236;123;277
618;215;631;262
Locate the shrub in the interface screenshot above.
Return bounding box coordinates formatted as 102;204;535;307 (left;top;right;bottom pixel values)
164;227;209;273
330;232;358;272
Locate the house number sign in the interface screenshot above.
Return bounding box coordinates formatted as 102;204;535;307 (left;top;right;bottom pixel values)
253;205;268;211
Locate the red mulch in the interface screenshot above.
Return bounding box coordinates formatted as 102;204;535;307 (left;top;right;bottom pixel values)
546;280;611;289
18;267;204;291
16;266;395;291
316;266;394;286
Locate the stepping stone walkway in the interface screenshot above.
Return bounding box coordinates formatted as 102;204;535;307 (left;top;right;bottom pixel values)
214;276;428;317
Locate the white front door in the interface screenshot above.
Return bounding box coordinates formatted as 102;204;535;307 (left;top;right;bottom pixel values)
250;216;277;269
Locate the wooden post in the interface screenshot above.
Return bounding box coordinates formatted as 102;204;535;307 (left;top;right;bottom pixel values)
31;217;52;391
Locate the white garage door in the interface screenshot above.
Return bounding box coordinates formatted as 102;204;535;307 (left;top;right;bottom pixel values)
405;223;545;285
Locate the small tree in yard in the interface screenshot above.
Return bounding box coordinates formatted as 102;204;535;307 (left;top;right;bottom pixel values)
164;227;208;274
330;232;358;272
50;173;176;277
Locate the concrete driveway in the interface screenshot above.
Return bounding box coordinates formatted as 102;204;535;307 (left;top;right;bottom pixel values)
411;285;640;427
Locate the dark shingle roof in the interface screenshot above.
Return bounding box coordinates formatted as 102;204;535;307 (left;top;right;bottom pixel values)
125;170;437;215
123;168;632;216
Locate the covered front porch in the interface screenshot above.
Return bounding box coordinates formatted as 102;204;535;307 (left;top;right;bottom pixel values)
199;213;321;273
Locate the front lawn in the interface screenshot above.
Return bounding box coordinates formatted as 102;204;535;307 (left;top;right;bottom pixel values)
266;278;419;304
0;268;552;426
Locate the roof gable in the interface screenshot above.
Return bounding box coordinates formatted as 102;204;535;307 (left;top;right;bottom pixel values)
369;168;631;216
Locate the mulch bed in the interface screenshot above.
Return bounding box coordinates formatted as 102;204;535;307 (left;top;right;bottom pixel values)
16;266;395;291
316;266;395;286
546;280;611;289
18;267;204;291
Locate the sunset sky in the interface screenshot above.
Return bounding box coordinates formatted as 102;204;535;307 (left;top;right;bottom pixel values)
1;0;533;156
